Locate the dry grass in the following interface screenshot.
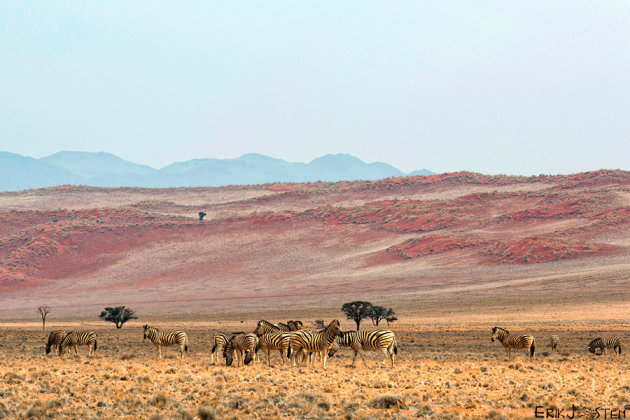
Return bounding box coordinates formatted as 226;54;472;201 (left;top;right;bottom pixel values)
1;318;628;419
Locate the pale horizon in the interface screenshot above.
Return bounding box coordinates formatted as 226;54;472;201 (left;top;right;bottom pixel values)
2;2;629;175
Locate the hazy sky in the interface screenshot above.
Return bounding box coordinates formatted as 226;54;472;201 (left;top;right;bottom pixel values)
1;2;629;175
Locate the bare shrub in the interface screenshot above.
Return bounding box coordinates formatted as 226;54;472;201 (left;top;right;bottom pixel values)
372;395;407;409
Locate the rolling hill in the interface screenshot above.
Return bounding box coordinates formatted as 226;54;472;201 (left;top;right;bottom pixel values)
0;170;628;317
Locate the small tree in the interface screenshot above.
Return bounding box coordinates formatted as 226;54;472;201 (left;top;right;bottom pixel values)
385;308;397;326
341;301;373;330
38;305;51;330
198;211;206;221
99;306;137;329
368;305;389;326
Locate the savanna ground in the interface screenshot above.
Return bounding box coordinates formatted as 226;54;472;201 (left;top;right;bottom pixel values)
1;309;628;420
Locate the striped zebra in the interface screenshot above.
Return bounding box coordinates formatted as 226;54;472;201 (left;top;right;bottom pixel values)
143;324;188;359
59;331;97;357
287;320;303;331
588;337;622;356
550;334;559;351
277;322;292;332
256;332;292;366
224;333;258;367
491;327;535;360
210;333;230;364
334;330;398;367
45;330;67;356
253;320;283;336
290;320;342;369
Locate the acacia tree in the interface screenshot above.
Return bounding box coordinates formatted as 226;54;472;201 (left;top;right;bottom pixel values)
385;313;398;326
99;306;137;329
38;305;51;330
341;301;373;330
368;305;389;326
384;308;397;326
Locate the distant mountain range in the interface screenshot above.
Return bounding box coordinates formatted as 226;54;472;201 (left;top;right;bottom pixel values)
0;151;434;191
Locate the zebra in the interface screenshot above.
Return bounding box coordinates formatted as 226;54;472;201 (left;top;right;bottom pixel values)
59;331;97;357
334;330;398;367
143;324;188;359
588;337;622;356
287;320;303;331
210;333;230;364
223;333;258;367
290;319;342;369
491;327;535;360
45;330;67;356
550;334;559;351
277;322;292;332
256;332;292;366
253;320;282;336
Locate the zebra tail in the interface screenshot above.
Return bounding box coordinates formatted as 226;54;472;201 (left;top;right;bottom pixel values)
394;342;398;355
287;342;292;358
94;340;98;352
185;344;188;353
530;340;536;357
211;343;217;353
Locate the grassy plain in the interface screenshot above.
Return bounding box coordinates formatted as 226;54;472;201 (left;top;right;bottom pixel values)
1;315;628;419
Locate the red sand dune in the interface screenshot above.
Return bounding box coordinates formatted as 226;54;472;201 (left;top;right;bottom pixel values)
0;170;629;316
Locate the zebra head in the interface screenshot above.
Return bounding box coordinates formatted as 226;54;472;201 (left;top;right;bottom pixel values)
587;338;601;355
253;321;266;337
491;327;507;342
223;337;235;366
143;324;151;340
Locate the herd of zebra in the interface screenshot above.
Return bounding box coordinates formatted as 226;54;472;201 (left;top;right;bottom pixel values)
44;323;622;366
490;327;622;360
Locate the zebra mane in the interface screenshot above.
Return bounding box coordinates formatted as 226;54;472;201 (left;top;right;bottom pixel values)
588;338;602;347
143;324;158;331
493;327;509;335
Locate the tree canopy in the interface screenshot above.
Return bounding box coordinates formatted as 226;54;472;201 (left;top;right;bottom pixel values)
99;306;137;329
341;301;373;330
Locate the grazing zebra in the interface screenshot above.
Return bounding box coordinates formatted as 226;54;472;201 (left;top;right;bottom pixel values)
210;333;230;364
45;330;67;355
588;337;622;356
143;324;188;359
290;320;342;369
253;320;282;336
550;334;559;351
491;327;535;360
334;330;399;367
224;333;258;367
256;332;292;366
59;331;97;357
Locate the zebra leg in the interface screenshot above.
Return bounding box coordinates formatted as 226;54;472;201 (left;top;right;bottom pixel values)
386;343;395;367
158;345;162;359
380;347;390;366
360;349;367;367
74;344;79;355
